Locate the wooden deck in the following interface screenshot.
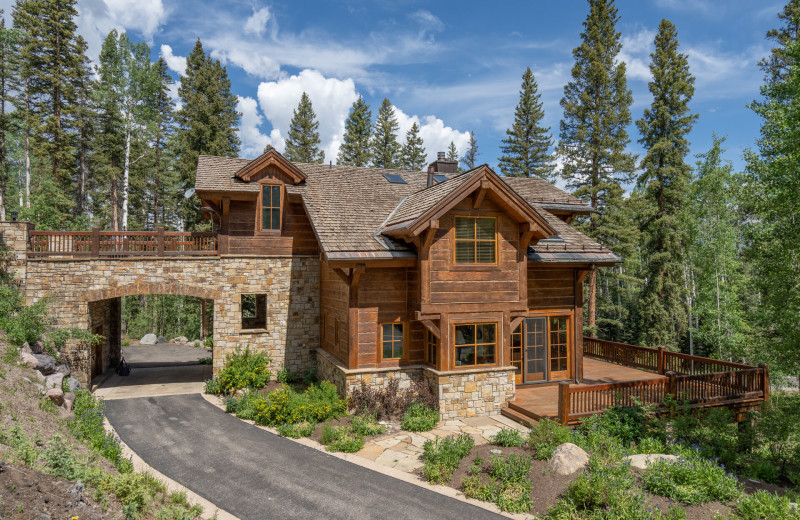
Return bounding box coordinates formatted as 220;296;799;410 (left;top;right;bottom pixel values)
502;358;666;425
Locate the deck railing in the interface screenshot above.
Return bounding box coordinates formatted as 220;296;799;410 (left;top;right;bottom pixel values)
28;228;218;258
555;337;770;425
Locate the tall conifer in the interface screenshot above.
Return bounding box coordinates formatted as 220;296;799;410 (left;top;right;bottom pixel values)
499;67;554;180
400;122;425;170
446;141;459;163
337;96;371;166
462;131;479;170
636;19;697;349
557;0;636;334
0;14;17;220
370;98;400;169
284;92;324;164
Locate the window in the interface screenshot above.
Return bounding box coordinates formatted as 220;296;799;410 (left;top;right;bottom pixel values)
549;317;569;373
433;174;448;183
454;217;496;263
241;294;267;329
383;173;407;184
261;184;281;231
426;330;437;366
381;323;404;360
511;324;523;381
454;323;496;367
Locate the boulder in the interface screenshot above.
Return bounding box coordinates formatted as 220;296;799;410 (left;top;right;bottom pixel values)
32;340;44;354
44;372;64;390
624;454;679;471
21;343;33;355
169;336;189;345
46;387;64;406
157;336;168;344
55;363;70;377
19;351;38;369
31;370;46;384
63;392;76;412
548;443;589;476
65;377;81;394
140;333;158;345
32;354;56;374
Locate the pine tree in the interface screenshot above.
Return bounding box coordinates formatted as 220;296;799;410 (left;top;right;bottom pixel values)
0;14;18;220
370;97;400;169
400;122;425;170
284;92;324;164
337;96;371;166
499;67;555;180
557;0;636;334
176;39;240;229
72;35;95;218
462;131;479;170
758;0;800;84
149;57;177;228
446;141;459;162
636;19;697;349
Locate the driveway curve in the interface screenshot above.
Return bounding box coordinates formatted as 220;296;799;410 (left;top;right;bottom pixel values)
104;394;503;520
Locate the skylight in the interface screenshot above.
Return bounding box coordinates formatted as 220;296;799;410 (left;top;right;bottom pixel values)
433;174;448;183
383;174;407;184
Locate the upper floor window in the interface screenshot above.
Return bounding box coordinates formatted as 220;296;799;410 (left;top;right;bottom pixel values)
454;217;496;263
261;184;281;231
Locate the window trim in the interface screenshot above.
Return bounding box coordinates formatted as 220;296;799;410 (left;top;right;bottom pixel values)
379;321;406;362
240;293;267;331
426;329;438;367
452;322;498;369
257;181;284;234
452;215;498;266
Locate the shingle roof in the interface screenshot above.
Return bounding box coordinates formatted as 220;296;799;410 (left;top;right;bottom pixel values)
194;155;617;264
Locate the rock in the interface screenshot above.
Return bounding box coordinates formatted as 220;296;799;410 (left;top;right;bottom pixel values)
65;377;81;393
46;388;64;406
63;392;76;412
548;443;589;476
140;333;158;345
33;383;46;395
32;370;46;384
44;373;64;390
32;340;44;354
21;342;33;355
157;336;168;344
55;363;70;377
490;449;502;455
67;481;84;500
19;351;38;369
624;454;679;471
32;354;56;374
169;336;189;344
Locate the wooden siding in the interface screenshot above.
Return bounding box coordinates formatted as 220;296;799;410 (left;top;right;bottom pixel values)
528;267;575;310
248;164;298;185
320;262;349;365
224;200;318;256
428;199;521;306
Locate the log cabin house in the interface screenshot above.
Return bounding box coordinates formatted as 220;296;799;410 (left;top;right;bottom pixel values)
195;149;620;420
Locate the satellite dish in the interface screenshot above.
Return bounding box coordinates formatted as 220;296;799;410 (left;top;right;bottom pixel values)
183;187;196;198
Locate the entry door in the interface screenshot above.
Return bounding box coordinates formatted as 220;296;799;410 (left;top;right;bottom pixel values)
548;317;570;380
523;318;547;382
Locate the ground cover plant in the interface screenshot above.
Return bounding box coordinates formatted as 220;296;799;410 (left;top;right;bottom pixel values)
421;433;474;485
641;456;741;505
462;452;533;513
400;402;438;432
490;427;526;447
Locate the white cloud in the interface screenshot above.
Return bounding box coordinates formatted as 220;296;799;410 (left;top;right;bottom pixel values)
618;28;656;82
244;7;271;37
394;107;471;166
256;70;358;161
237;96;284;158
102;0;166;38
160;44;186;75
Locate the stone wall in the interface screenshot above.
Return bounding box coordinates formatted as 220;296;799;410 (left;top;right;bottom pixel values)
317;348;515;420
0;221;32;284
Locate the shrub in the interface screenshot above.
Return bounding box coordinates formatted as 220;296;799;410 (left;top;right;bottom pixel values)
641;457;741;505
197;357;212;365
203;336;213;348
529;418;574;459
277;421;315;439
421;433;474;485
349;378;438;420
401;403;438;432
253;381;346;426
207;347;271;395
735;490;800;520
69;389;131;472
276;367;291;384
462;453;533;513
203;377;222;395
320;424;364;453
42;435;80;480
303;367;317;385
350;415;386;437
490;428;526;447
489;452;532;484
225;390;263;421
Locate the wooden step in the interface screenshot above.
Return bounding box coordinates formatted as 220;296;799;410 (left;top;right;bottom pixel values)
501;406;536;427
508;401;556;420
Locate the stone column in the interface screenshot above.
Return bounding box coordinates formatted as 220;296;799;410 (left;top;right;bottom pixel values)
0;220;32;284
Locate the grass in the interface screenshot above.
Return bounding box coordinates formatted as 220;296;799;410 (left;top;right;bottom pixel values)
421;433;474;485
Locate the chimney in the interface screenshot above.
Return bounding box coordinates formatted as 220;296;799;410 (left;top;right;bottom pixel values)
427;151;458;177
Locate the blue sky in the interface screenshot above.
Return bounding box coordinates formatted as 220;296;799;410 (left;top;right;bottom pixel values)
2;0;783;174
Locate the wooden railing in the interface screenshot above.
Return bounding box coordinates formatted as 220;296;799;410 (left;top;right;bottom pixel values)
555;337;771;425
28;228;218;258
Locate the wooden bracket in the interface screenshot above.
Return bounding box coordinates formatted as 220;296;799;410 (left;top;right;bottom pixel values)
421;319;441;338
334;263;366;287
510;315;526;331
473;179;490;209
519;223;535;261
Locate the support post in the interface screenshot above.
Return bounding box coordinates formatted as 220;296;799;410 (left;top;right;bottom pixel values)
201;299;208;339
657;347;666;375
91;227;100;257
759;363;770;403
558;381;571;426
157;227;165;256
666;371;677;399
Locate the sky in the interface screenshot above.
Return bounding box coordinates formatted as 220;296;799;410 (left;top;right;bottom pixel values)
1;0;784;175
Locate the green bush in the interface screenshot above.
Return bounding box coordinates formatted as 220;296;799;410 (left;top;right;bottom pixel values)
204;336;213;348
277;421;315;439
461;453;533;513
350;415;386;437
401;403;438;432
225;390;263;421
735;490;800;520
276;367;291;384
253;381;346;426
529;418;574;459
320;424;364;453
641;457;741;505
42;435;80;480
69;389;132;472
2;295;51;347
490;428;526;447
206;347;271;395
421;433;474;485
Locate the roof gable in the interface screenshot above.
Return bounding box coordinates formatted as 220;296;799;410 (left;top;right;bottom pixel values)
382;165;555;240
234;150;306;184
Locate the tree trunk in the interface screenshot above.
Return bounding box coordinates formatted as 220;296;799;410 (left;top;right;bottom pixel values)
588;269;597;336
122;118;131;231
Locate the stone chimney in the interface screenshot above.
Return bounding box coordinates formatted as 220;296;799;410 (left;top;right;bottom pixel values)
427;152;458;176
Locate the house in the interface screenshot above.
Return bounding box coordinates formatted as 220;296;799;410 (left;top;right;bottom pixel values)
194;149;620;419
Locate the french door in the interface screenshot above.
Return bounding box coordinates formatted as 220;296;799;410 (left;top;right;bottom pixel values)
512;316;570;384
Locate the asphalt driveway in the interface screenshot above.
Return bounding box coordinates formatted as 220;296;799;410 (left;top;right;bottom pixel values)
104;394;503;520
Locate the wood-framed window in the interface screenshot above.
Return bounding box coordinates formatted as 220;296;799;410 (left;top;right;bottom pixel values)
426;330;437;366
241;293;267;330
454;323;496;367
549;316;569;375
380;322;404;360
454;216;496;264
260;183;282;232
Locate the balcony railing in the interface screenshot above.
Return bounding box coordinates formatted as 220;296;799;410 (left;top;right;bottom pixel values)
28;228;218;258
